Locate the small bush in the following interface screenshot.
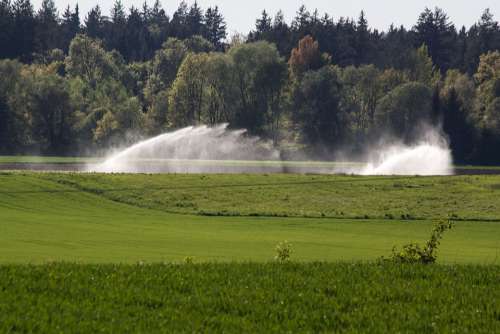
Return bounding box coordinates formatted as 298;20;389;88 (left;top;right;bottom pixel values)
275;241;293;263
389;220;455;264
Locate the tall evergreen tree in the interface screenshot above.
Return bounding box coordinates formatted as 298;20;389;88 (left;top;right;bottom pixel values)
170;1;188;38
414;7;457;72
271;10;291;55
110;0;125;25
204;6;226;50
379;25;414;69
464;9;500;74
355;11;371;65
0;0;14;58
186;1;203;36
477;8;500;51
61;4;80;52
125;6;149;61
85;5;104;39
35;0;60;53
292;5;310;32
108;0;127;53
13;0;35;61
333;17;357;66
147;0;169;52
255;10;272;35
150;0;167;25
141;1;150;21
454;26;468;72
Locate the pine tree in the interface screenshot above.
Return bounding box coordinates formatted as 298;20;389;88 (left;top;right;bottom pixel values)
414;7;457;72
255;10;272;35
147;0;169;52
187;1;203;36
204;6;226;50
171;1;188;38
108;0;127;54
85;5;103;39
0;0;14;58
72;4;80;28
35;0;61;54
61;5;80;52
126;6;149;61
141;1;150;22
477;9;500;55
272;10;290;55
355;10;370;65
150;0;167;24
463;9;500;74
292;5;310;32
111;0;126;25
13;0;35;61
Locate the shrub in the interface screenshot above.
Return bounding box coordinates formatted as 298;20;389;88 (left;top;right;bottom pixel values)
275;241;293;263
389;220;455;264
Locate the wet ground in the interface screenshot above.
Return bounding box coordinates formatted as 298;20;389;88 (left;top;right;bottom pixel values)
1;162;499;175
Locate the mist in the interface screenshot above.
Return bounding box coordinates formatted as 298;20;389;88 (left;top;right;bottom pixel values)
357;128;453;175
91;124;280;173
90;124;454;175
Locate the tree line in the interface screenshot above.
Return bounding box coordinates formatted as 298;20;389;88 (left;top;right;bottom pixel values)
0;1;499;164
0;0;226;62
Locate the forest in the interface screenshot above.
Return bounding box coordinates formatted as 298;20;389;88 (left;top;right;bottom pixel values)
0;0;499;164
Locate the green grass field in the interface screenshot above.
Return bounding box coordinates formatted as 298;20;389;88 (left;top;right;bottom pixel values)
1;263;498;333
1;172;499;263
1;172;500;332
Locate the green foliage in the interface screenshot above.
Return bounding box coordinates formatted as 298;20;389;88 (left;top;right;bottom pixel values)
202;52;236;125
144;90;169;135
440;70;476;162
389;220;455;264
375;82;433;139
0;263;498;332
406;44;441;86
184;35;214;53
169;52;209;127
1;5;500;163
414;8;456;71
292;66;346;148
340;65;383;140
203;6;226;50
0;59;27;153
66;34;119;85
69;76;143;146
144;36;211;100
275;241;292;262
475;51;500;131
27;66;74;153
229;41;287;134
183;256;195;264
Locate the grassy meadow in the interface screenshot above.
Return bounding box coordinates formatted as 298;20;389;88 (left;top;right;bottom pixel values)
1;171;499;332
0;172;499;263
1;263;498;333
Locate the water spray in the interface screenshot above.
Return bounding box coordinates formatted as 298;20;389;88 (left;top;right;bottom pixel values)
91;124;454;175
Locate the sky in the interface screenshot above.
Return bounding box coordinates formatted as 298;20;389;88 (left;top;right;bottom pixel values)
33;0;500;35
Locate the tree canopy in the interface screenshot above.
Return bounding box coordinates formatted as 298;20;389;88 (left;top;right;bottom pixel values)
0;2;500;164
